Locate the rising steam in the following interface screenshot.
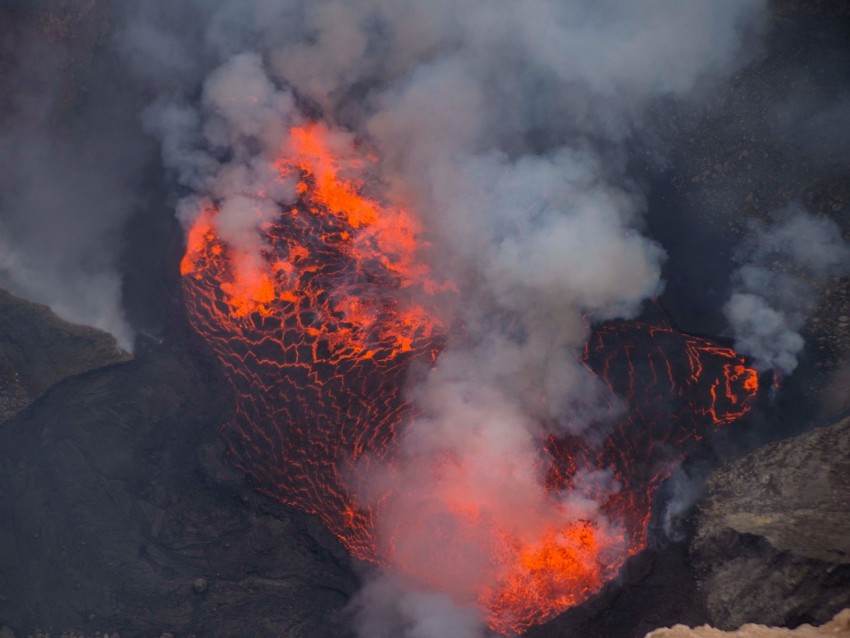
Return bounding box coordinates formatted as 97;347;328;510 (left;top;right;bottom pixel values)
1;1;774;636
0;5;149;350
140;1;768;634
724;205;850;375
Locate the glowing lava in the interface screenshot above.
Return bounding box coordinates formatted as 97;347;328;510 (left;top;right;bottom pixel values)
180;122;759;634
181;122;442;558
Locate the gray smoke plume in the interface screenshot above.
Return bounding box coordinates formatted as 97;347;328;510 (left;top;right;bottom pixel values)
3;1;771;635
137;2;767;634
0;4;152;350
723;205;850;375
128;1;769;635
349;572;489;638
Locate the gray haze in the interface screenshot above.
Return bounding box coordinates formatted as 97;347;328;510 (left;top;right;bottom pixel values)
724;205;850;375
1;2;774;636
136;2;768;635
0;6;152;349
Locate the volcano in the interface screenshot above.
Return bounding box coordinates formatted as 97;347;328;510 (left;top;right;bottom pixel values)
180;122;759;634
2;3;849;638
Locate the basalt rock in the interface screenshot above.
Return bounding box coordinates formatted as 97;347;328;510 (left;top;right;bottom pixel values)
0;287;131;423
0;340;357;638
692;416;850;630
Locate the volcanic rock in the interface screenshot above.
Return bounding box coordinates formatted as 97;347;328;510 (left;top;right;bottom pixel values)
192;577;208;594
645;608;850;638
0;287;131;423
0;339;357;637
692;416;850;630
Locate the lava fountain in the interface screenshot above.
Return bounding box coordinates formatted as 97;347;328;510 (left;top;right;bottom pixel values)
181;122;758;634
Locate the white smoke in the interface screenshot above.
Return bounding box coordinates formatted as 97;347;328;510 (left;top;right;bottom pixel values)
131;0;769;635
10;8;845;632
144;52;304;287
658;463;714;543
723;205;850;375
0;7;147;350
349;572;490;638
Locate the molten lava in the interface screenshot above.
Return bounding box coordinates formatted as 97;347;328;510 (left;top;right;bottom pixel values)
548;322;760;554
180;122;759;634
181;122;441;558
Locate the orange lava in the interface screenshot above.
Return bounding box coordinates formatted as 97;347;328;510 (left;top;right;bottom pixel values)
181;123;442;559
180;122;759;635
480;521;625;633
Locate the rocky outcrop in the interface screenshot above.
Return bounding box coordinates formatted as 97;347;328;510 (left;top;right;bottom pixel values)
0;341;357;638
646;608;850;638
0;288;131;422
692;417;850;630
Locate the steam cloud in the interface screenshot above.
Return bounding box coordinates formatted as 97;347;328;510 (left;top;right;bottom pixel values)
0;6;150;350
2;1;774;635
723;206;850;375
138;1;768;634
351;573;485;638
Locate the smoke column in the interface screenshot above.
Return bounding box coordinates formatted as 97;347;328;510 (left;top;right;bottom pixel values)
0;1;771;635
0;3;154;350
724;205;850;375
135;1;772;635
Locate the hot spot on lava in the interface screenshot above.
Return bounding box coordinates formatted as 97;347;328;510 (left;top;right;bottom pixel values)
180;121;759;635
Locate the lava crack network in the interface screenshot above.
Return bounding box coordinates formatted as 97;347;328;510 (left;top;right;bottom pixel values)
181;122;441;559
180;123;759;635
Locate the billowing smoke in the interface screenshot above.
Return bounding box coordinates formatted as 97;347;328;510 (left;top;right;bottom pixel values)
0;4;151;350
723;205;850;375
143;51;303;292
350;572;487;638
139;1;768;634
2;0;773;635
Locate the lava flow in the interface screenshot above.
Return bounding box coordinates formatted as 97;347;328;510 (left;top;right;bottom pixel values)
548;321;759;554
181;122;442;558
180;122;759;635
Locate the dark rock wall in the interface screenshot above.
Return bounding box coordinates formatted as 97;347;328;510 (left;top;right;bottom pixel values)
0;340;357;638
0;288;131;423
692;416;850;630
